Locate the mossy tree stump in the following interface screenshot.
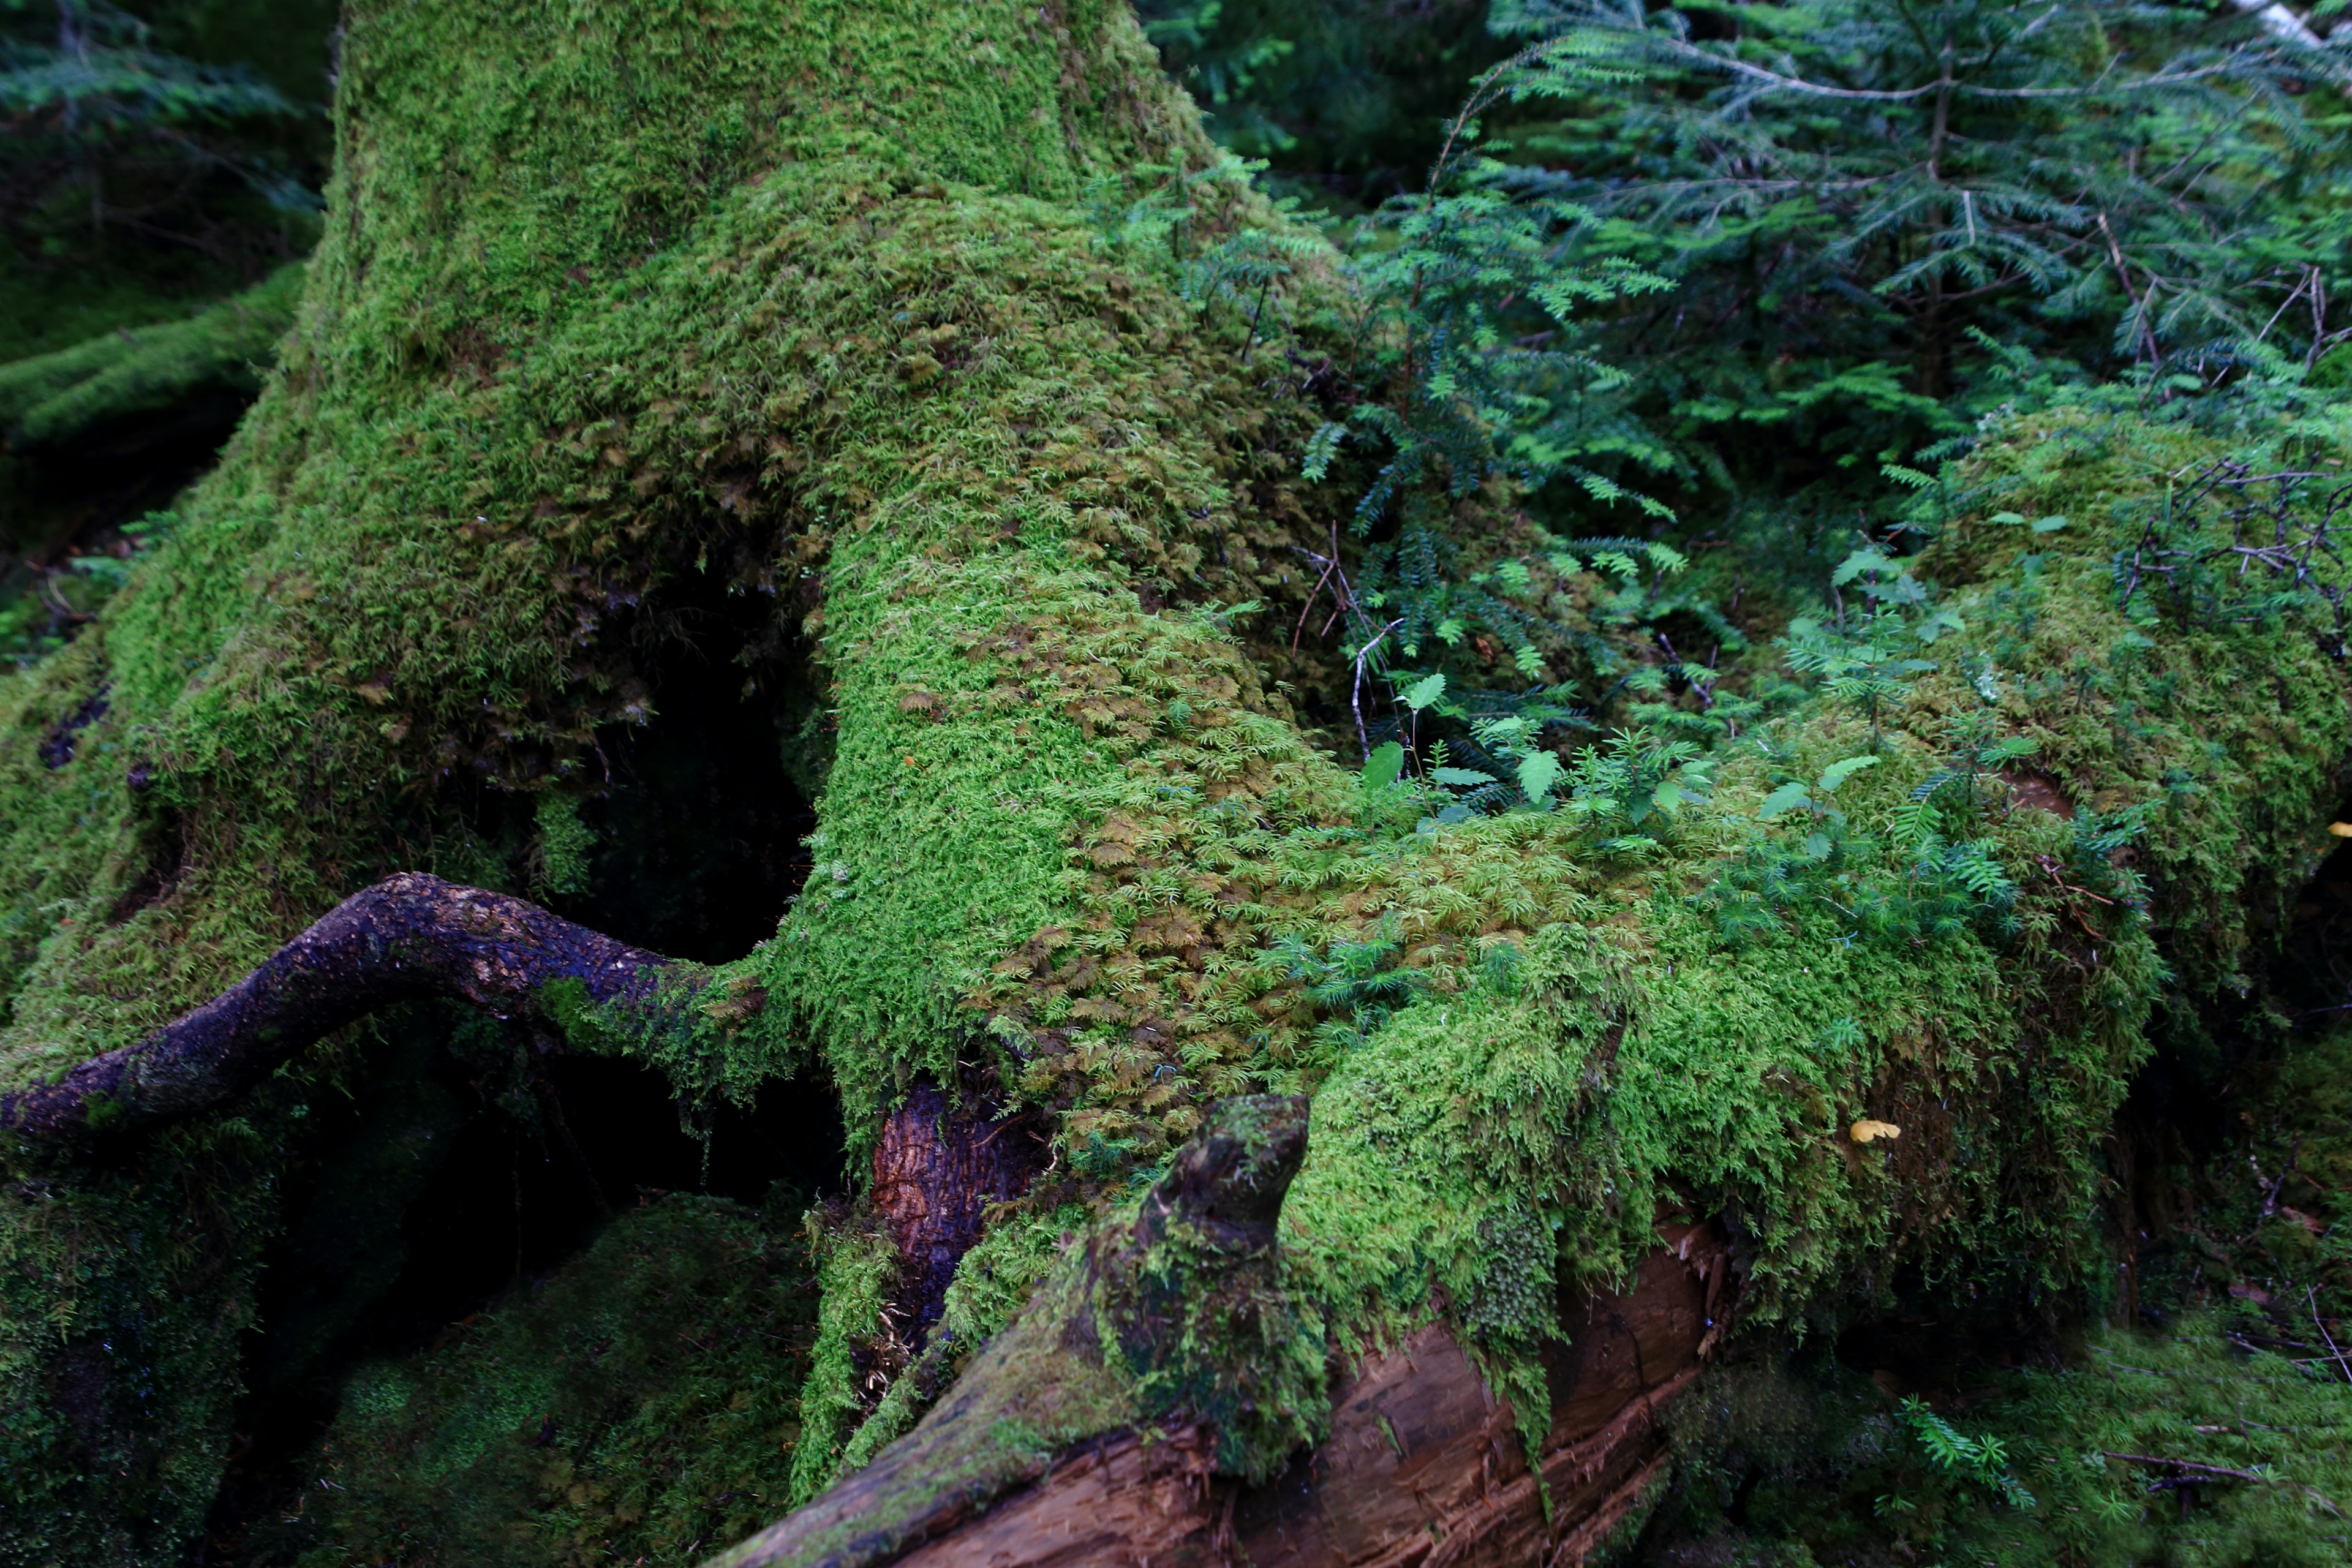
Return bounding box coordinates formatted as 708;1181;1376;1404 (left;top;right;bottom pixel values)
2;1;2348;1564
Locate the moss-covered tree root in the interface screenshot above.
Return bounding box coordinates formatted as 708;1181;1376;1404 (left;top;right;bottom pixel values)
0;873;701;1145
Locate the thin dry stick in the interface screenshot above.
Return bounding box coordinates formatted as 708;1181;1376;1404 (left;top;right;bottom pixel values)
2105;1451;2343;1517
2254;266;2314;348
2097;213;2162;365
1350;619;1403;763
2309;1285;2352;1387
1291;556;1338;652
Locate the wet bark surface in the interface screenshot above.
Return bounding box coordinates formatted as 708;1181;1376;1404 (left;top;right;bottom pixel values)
0;873;690;1145
870;1083;1044;1345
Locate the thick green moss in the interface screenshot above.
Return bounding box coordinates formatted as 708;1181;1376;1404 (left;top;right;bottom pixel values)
2;0;2349;1553
769;402;2352;1495
0;0;1286;1553
782;1218;897;1509
0;1115;283;1565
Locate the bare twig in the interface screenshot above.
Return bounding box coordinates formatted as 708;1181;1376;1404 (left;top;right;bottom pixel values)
2104;1452;2343;1516
2309;1286;2352;1388
1351;619;1404;763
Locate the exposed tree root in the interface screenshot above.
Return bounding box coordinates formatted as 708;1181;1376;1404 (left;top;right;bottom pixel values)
918;1223;1731;1568
0;873;694;1147
725;1185;1732;1568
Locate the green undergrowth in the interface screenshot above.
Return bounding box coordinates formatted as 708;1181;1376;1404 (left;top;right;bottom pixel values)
235;1195;820;1568
0;1112;283;1566
1623;1006;2352;1567
780;1218;897;1509
1642;1005;2352;1563
1650;1316;2352;1568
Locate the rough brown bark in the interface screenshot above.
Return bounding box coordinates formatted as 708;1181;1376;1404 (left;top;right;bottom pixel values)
0;872;691;1146
872;1083;1046;1344
873;1224;1732;1568
718;1096;1318;1568
716;1096;1725;1568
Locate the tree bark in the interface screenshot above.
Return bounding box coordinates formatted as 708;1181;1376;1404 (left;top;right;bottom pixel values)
738;1227;1734;1568
0;873;694;1147
871;1083;1047;1345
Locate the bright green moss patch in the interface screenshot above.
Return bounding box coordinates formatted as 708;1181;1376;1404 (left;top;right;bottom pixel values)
783;1217;897;1508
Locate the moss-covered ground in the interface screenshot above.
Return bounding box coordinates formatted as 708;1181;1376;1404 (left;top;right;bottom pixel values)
228;1195;820;1568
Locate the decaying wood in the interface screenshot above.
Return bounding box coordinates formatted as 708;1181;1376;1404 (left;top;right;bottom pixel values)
799;1221;1733;1568
712;1095;1319;1568
0;872;693;1147
1228;1220;1733;1568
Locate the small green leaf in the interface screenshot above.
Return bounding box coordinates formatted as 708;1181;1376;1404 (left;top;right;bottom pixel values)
1300;421;1348;482
1202;599;1261;628
1832;547;1896;586
1989;511;2027;526
1758;781;1813;820
1817;755;1881;792
1914;606;1965;645
1402;673;1447;711
1431;766;1496;787
1362;742;1405;795
2031;515;2068;533
1518;750;1563;805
